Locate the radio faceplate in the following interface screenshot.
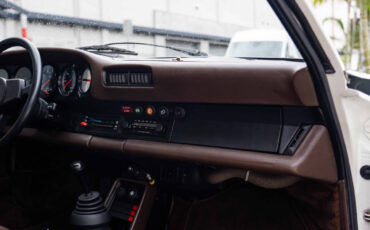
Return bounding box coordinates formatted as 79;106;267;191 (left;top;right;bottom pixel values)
74;104;182;141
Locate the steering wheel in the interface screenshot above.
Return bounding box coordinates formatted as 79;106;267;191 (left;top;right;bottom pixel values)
0;37;42;145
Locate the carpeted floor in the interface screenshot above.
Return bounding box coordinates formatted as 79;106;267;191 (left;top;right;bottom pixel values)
167;181;341;230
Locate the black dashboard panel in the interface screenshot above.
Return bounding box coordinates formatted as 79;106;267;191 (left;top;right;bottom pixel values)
171;105;282;152
40;99;323;155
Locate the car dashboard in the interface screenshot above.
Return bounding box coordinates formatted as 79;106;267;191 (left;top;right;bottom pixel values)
0;48;338;184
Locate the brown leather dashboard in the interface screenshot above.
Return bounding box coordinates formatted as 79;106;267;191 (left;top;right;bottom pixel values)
0;48;318;106
84;49;318;106
93;60;319;106
0;48;338;183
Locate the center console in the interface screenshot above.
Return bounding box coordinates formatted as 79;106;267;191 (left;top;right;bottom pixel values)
105;179;156;230
70;161;156;230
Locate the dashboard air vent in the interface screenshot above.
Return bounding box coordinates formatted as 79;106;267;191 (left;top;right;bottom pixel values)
105;68;153;87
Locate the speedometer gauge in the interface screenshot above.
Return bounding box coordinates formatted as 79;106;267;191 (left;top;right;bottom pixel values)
79;68;91;94
58;66;77;96
40;65;57;97
15;67;32;86
0;68;8;79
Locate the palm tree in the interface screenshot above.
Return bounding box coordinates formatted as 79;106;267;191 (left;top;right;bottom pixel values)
313;0;369;73
359;0;369;73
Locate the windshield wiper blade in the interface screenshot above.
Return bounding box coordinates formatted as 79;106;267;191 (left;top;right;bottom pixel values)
78;45;138;56
105;42;208;57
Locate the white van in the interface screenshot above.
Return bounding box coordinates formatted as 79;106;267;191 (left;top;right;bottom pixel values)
225;29;301;59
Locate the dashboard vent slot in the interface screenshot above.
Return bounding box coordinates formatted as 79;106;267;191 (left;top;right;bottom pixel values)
283;125;311;155
105;68;153;86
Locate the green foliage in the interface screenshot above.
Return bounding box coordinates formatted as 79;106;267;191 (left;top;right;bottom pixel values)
351;21;361;49
313;0;369;71
323;17;345;31
313;0;325;5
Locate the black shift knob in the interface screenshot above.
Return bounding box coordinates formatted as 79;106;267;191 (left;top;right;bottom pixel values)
70;161;111;230
71;161;90;194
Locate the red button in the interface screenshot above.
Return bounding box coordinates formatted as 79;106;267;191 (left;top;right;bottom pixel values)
132;205;138;211
80;121;88;127
128;216;134;222
121;106;133;113
130;211;136;216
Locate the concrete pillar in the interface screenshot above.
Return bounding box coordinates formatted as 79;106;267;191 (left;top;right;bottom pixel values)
4;20;18;38
123;20;133;42
100;29;109;45
0;20;5;39
154;35;166;56
20;14;28;38
73;0;81;46
200;40;209;54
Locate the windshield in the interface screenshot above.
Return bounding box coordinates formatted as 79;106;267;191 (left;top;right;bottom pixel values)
0;0;303;59
226;41;283;58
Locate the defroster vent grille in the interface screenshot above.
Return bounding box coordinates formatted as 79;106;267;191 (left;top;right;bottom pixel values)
105;68;153;86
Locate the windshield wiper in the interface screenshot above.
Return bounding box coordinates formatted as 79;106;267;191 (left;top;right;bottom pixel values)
105;42;208;57
78;45;138;56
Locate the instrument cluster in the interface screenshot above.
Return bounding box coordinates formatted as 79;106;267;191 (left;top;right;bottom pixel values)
0;64;92;99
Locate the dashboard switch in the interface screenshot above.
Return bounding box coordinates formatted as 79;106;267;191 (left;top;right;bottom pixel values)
80;121;88;127
174;106;186;118
146;106;155;116
121;106;133;113
134;106;143;115
159;106;170;118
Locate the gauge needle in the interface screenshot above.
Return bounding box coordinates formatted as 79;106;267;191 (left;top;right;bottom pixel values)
64;79;72;89
41;79;50;89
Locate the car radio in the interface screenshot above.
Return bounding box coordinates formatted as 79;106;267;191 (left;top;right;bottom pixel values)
74;104;184;139
122;119;165;136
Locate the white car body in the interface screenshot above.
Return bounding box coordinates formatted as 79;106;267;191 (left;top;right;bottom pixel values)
298;0;370;229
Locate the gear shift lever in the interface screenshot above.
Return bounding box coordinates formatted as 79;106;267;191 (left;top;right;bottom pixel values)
71;161;90;194
70;161;111;230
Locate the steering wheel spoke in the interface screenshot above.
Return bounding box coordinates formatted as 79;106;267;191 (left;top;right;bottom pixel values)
21;84;31;96
0;78;26;106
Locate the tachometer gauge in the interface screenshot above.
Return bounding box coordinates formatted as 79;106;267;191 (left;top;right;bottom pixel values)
79;68;92;94
40;65;57;97
0;68;9;79
58;66;77;96
15;67;32;86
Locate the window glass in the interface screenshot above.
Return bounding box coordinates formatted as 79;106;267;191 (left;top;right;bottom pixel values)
1;0;303;59
310;0;369;72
